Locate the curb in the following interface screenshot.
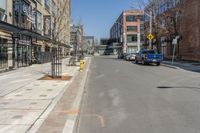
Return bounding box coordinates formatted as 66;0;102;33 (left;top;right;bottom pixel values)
61;57;92;133
161;63;179;69
27;65;79;133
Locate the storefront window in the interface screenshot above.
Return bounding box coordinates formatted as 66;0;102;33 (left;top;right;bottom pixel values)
0;38;8;69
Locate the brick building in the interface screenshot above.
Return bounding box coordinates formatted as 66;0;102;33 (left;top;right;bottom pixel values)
0;0;71;71
179;0;200;61
144;0;200;61
110;10;144;54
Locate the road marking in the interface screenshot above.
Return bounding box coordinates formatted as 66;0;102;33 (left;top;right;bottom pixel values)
55;109;105;128
81;114;105;128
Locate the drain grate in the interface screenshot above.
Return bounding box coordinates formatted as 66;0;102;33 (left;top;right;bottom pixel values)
12;115;23;119
47;89;53;91
34;84;40;86
53;84;58;86
26;89;32;91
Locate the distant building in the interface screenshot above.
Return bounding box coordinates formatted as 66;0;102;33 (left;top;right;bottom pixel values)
110;10;144;54
83;36;94;54
70;25;84;52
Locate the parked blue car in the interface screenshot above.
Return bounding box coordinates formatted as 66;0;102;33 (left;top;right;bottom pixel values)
135;49;163;66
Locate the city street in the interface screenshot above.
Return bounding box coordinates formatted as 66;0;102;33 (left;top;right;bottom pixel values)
76;56;200;133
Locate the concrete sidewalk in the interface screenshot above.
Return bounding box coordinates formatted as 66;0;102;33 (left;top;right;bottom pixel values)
162;60;200;73
0;57;91;133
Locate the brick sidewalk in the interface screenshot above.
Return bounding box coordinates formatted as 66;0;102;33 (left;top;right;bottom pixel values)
0;58;82;133
34;57;91;133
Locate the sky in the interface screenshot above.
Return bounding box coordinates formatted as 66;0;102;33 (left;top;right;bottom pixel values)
71;0;135;39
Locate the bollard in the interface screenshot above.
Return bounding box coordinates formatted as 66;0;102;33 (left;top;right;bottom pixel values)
80;59;84;72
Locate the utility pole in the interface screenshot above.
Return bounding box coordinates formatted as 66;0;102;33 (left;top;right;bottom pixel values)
149;11;153;49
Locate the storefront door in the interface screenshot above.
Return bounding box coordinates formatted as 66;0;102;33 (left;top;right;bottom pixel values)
0;38;8;70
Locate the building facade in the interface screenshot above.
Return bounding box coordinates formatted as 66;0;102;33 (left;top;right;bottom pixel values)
110;10;144;54
144;0;200;61
70;25;83;53
0;0;71;71
83;36;94;55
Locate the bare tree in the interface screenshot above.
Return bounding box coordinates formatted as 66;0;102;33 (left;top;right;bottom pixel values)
131;0;183;52
50;0;70;78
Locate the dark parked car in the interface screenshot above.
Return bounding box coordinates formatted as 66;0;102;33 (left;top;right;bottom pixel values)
135;49;163;66
125;53;137;61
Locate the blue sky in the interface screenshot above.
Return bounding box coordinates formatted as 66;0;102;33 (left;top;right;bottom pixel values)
71;0;134;39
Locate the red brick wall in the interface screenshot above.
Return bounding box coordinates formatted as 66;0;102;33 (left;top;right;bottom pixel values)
179;0;200;61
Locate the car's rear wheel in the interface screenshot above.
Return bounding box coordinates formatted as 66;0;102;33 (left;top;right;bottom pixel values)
142;60;146;65
156;62;160;66
135;59;138;64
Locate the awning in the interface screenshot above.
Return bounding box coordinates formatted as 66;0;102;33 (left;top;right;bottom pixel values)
0;21;49;41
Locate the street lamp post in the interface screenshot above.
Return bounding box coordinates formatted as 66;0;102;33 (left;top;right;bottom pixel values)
144;11;153;49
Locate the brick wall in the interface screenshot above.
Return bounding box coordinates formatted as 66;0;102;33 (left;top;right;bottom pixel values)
180;0;200;61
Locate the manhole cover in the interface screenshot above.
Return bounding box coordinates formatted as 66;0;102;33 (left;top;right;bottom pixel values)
12;115;23;119
30;102;37;105
40;95;47;97
47;89;53;91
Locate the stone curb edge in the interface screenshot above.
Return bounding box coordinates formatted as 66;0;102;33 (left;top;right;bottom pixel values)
61;57;92;133
161;63;179;69
27;66;79;133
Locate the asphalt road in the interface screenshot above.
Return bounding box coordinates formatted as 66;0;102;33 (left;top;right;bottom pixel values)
76;56;200;133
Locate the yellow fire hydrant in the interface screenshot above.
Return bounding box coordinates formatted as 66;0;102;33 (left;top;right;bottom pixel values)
80;59;84;72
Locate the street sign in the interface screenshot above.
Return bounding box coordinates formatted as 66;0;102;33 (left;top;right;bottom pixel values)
147;34;154;40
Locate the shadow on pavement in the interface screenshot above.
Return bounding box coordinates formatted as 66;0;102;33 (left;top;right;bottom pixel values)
157;86;200;90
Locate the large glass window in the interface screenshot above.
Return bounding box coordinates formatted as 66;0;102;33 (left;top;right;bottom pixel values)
127;26;138;32
44;0;50;11
126;15;137;22
52;0;56;16
0;0;6;22
127;35;137;43
36;11;42;33
0;38;8;69
138;15;144;21
140;24;144;33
